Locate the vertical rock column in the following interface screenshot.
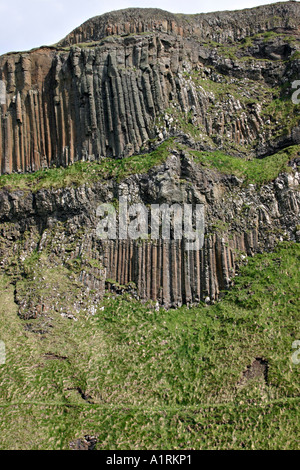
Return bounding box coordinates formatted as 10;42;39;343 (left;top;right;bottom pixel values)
101;236;238;307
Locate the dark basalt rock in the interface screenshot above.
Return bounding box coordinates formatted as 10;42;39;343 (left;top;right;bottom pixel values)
0;2;299;174
70;435;98;450
0;3;299;309
0;151;299;308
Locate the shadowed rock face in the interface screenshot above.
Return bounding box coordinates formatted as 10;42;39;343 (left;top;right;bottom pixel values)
0;152;299;309
0;2;299;174
0;3;299;310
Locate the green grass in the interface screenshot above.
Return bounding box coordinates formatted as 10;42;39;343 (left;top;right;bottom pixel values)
0;139;174;192
262;96;300;139
189;145;300;185
1;140;299;193
201;29;299;61
290;51;300;61
0;242;299;449
0;401;298;450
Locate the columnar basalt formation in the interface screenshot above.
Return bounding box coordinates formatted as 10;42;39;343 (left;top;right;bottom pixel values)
0;3;300;174
0;151;299;310
102;236;239;308
57;4;300;46
0;3;299;311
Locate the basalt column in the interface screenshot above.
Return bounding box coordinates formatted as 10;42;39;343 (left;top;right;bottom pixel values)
101;235;241;307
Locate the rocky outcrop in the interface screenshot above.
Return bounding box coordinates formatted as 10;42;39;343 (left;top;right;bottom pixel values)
0;152;299;309
58;4;300;46
0;3;300;174
0;3;299;312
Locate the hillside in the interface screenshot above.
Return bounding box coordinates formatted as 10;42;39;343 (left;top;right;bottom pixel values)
0;243;299;449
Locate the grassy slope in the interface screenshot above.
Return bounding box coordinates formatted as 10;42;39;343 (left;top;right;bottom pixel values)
0;242;299;449
0;140;174;192
0;141;299;191
190;144;300;185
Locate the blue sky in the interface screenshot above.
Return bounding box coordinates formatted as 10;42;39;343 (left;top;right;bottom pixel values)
0;0;294;56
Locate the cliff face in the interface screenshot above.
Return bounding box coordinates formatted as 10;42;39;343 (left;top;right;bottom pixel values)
0;3;299;313
58;4;300;46
0;150;299;311
0;2;300;174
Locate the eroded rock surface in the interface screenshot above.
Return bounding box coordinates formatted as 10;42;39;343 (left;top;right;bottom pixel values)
0;3;299;173
0;4;299;311
0;151;299;309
